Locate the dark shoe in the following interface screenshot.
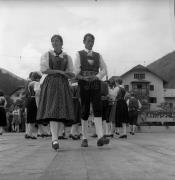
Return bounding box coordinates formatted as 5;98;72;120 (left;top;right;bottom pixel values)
52;140;59;150
105;134;114;138
30;136;37;139
115;132;120;135
130;132;135;135
69;134;80;140
81;139;88;147
58;136;68;140
25;134;30;139
119;134;127;139
110;134;114;138
97;137;110;147
91;134;98;138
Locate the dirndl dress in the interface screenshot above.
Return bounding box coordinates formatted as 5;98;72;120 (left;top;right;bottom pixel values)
115;87;129;127
37;52;75;125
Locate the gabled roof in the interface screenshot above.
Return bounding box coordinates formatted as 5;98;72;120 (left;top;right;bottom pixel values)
120;64;167;83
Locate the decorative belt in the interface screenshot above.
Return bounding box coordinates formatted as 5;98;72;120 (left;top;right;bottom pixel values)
81;71;98;77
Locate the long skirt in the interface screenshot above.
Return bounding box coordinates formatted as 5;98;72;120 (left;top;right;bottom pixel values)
0;107;7;126
37;75;75;125
115;99;129;127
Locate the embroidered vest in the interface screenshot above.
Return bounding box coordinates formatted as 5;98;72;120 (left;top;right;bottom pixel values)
79;50;100;75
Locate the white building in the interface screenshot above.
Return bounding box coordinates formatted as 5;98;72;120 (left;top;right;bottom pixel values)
120;64;168;111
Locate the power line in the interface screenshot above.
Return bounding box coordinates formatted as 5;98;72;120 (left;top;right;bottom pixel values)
0;54;39;59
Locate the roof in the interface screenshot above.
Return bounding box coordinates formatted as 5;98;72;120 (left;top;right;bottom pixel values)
120;64;167;83
9;86;25;96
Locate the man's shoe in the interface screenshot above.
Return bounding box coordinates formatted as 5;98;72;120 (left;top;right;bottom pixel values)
81;139;88;147
119;134;127;139
97;137;110;147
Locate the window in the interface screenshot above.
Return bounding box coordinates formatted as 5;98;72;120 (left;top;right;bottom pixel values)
150;85;154;91
124;85;129;91
149;97;157;103
134;73;145;79
137;84;142;89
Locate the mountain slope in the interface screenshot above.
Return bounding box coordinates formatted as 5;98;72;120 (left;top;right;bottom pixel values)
0;68;26;95
147;51;175;88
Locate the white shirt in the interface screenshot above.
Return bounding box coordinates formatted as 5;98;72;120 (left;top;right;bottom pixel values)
74;48;107;80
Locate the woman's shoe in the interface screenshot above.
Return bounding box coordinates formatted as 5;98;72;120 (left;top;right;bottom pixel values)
52;140;59;150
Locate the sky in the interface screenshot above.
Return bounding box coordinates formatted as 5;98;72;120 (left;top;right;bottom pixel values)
0;0;175;79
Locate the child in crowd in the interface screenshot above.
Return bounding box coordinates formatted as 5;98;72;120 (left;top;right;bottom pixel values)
127;91;142;135
12;105;21;132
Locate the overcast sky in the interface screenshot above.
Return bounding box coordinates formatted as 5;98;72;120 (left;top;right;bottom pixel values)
0;0;175;79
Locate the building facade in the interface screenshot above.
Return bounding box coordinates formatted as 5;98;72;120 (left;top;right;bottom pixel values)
119;65;167;111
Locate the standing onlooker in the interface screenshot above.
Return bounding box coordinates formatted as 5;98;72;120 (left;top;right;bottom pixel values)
0;90;7;135
12;105;21;132
74;33;110;147
114;79;129;139
25;72;41;139
127;91;142;135
37;34;75;150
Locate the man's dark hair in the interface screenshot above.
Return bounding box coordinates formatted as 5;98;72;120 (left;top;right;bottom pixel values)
83;33;95;41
